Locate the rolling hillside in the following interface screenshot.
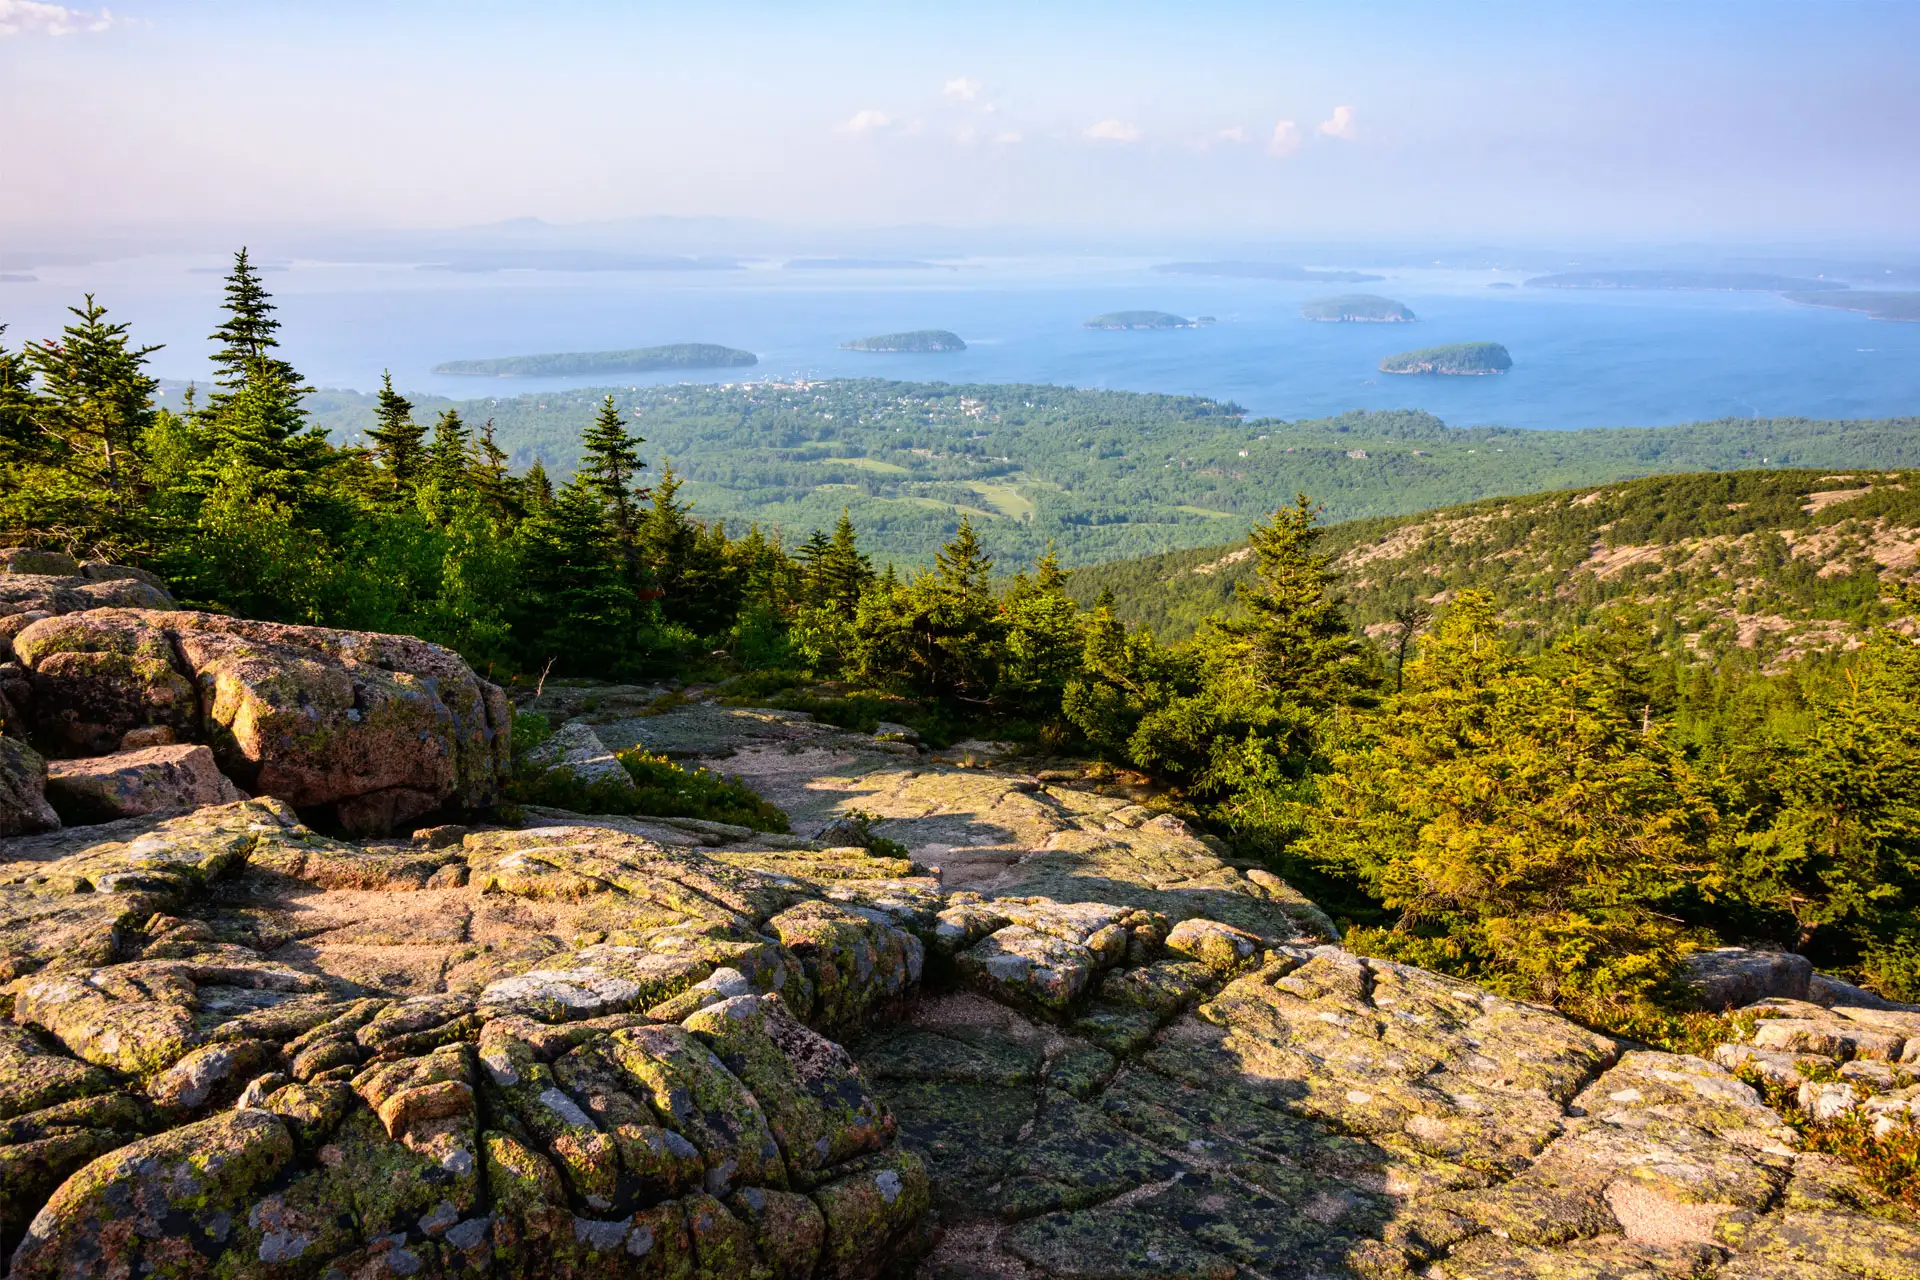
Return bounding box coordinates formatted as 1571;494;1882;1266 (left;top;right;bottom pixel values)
289;378;1920;570
1072;468;1920;667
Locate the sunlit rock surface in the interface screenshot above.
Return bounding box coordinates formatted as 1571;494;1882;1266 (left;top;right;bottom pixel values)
0;692;1912;1278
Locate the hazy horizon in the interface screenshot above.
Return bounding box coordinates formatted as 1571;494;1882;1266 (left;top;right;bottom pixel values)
5;0;1919;247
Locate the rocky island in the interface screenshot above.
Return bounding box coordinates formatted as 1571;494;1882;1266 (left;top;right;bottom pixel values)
1380;340;1512;375
1300;294;1416;323
839;330;967;353
434;343;758;377
1083;310;1207;330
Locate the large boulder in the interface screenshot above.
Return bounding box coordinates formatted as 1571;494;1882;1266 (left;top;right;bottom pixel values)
0;735;60;835
0;559;175;666
43;743;245;824
13;609;512;833
1681;946;1813;1009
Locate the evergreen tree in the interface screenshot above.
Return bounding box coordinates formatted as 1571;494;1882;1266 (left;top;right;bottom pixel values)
811;510;873;609
367;371;426;492
1001;548;1084;716
0;325;46;461
471;418;518;519
1301;591;1713;1011
206;247;302;400
26;296;162;545
523;458;554;509
579;395;648;589
427;408;472;494
514;478;633;673
196;256;324;498
933;515;993;599
1212;495;1375;713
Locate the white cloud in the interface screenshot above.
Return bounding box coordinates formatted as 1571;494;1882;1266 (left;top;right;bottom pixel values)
1318;105;1357;140
1084;119;1142;143
943;76;982;104
1215;125;1248;145
836;108;894;135
993;130;1023;145
0;0;122;36
1267;119;1301;157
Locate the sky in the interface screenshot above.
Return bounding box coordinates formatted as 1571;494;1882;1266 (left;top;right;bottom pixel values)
3;0;1918;245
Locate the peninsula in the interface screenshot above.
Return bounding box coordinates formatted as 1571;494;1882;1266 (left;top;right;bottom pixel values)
433;343;758;377
1155;261;1383;283
1782;291;1920;322
1084;310;1207;330
840;329;967;352
1300;294;1416;322
1526;270;1846;292
1379;341;1512;375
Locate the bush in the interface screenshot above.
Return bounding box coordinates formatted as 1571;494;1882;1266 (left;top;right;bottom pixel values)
506;746;789;832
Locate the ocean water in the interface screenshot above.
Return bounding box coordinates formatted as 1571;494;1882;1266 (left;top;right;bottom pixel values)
3;255;1917;430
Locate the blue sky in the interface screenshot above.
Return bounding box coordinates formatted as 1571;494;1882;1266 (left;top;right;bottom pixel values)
3;0;1917;242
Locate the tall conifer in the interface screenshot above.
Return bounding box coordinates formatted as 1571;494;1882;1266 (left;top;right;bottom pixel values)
367;371;426;492
578;395;648;588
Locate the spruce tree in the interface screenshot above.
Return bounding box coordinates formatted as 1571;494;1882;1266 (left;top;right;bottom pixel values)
933;516;993;601
578;395;648;589
427;408;472;493
0;325;45;461
471;417;518;518
367;371;426;492
206;248;301;397
523;459;554;509
515;477;632;673
813;509;873;609
27;296;162;541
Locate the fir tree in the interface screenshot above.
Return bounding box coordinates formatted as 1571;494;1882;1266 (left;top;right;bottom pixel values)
933;516;993;600
428;408;472;493
1301;591;1713;1011
0;325;45;461
471;418;518;518
26;296;162;542
367;371;426;492
523;458;554;509
810;510;873;609
578;395;648;589
206;248;302;398
514;477;633;673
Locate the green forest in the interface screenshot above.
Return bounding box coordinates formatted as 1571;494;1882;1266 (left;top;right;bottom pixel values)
278;378;1920;573
4;252;1918;1035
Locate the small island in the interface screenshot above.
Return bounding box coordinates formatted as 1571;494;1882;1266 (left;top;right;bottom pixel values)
1084;311;1207;330
840;329;967;352
433;343;758;377
1379;342;1512;376
1300;294;1416;323
1782;291;1920;323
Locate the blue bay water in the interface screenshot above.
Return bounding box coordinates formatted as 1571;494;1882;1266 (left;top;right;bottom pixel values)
3;256;1917;430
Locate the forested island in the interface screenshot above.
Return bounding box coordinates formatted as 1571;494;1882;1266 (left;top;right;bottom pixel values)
1784;291;1920;322
1155;261;1383;283
1526;270;1847;292
434;343;759;377
1300;294;1416;323
1084;310;1206;330
840;329;967;352
1379;341;1512;375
